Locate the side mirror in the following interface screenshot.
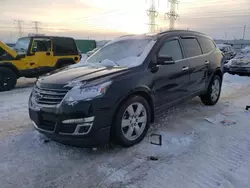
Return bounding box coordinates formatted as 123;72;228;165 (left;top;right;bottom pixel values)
46;51;51;56
157;56;175;65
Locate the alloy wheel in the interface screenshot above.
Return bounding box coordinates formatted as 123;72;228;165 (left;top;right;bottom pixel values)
211;79;220;102
121;102;147;141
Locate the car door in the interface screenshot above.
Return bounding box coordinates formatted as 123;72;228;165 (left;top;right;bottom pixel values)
152;37;190;108
180;36;209;93
29;38;53;68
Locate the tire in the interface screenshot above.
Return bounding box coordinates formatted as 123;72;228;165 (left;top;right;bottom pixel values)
200;75;222;106
112;95;151;147
0;67;17;92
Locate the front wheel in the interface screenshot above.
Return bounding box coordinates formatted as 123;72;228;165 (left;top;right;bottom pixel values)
200;75;222;106
112;96;151;147
0;67;17;92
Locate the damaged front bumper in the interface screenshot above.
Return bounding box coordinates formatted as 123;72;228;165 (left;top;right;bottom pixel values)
28;93;115;147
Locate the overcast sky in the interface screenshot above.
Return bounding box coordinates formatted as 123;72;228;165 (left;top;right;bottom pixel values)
0;0;249;42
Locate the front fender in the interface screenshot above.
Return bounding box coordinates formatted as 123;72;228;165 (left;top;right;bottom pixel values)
0;62;20;77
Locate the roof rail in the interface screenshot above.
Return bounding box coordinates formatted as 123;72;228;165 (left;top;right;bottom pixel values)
118;34;136;38
158;29;205;35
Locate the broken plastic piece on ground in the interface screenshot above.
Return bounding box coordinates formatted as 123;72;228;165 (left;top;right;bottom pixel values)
150;133;162;146
43;139;50;143
205;118;216;124
148;156;159;161
220;119;237;126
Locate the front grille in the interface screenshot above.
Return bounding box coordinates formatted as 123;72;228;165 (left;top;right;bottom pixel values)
38;112;57;132
33;86;69;105
38;120;55;132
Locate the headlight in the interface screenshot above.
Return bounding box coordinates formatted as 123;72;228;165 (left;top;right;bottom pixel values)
64;80;112;105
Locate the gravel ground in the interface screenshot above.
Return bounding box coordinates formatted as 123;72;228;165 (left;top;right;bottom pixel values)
0;74;250;188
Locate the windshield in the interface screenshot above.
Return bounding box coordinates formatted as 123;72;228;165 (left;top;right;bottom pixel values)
86;38;154;68
14;38;31;53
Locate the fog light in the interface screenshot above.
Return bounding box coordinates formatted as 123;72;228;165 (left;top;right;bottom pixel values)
79;126;90;133
62;118;85;124
62;116;95;124
73;122;93;135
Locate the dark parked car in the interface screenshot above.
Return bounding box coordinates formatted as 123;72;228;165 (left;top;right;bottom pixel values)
224;46;250;76
29;30;224;147
217;44;236;62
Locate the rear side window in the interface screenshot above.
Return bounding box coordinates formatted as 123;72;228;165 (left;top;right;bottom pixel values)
198;37;216;54
53;38;78;56
31;39;51;53
181;38;202;58
158;39;183;61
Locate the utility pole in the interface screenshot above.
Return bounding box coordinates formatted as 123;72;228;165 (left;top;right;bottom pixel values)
243;25;246;40
146;0;159;33
225;32;227;40
14;20;24;37
32;21;42;35
165;0;179;30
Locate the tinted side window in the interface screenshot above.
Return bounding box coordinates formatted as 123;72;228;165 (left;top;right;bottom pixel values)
53;38;77;56
158;39;183;61
181;38;202;58
198;37;216;54
32;39;51;52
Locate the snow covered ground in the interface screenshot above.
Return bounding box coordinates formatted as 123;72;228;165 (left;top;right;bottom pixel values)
0;73;250;188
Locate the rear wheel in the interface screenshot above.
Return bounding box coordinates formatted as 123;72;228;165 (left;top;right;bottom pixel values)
112;96;151;147
0;67;17;92
200;75;222;106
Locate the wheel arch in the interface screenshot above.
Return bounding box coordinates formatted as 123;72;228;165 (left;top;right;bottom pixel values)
113;87;155;125
0;62;20;78
207;68;223;89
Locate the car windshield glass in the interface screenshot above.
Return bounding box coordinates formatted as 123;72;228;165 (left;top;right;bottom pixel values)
86;38;154;68
14;38;31;53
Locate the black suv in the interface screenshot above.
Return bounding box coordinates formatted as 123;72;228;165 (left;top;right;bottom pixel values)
29;30;224;147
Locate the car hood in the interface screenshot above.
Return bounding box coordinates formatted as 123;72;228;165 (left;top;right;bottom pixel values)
37;65;128;88
0;41;17;58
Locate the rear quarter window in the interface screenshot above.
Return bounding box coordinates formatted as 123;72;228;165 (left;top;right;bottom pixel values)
181;38;202;58
197;37;216;54
53;38;78;56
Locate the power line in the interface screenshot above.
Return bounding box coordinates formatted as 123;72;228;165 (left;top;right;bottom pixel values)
32;21;42;35
243;25;246;40
14;20;24;37
165;0;179;30
146;0;159;33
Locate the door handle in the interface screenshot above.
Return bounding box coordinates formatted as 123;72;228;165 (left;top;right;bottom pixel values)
182;67;189;71
205;61;210;65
